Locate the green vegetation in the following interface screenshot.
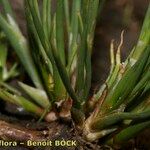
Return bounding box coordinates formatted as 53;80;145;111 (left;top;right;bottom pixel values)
0;0;149;146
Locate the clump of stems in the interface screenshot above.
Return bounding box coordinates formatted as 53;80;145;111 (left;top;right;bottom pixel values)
0;0;149;146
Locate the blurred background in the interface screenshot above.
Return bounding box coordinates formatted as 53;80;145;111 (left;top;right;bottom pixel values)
1;0;150;149
92;0;150;88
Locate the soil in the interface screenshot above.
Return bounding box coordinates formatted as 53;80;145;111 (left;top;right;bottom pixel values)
0;0;150;150
0;113;105;150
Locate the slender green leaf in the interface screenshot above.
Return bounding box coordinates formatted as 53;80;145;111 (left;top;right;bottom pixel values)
42;0;51;39
56;0;65;65
0;82;21;95
27;0;79;106
4;63;19;81
18;82;51;109
91;110;150;131
131;4;150;60
63;0;70;39
101;46;150;112
113;121;150;144
1;0;14;18
0;14;43;89
0;43;7;68
0;89;44;116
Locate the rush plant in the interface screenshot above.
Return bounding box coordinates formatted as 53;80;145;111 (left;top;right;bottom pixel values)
0;0;150;146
